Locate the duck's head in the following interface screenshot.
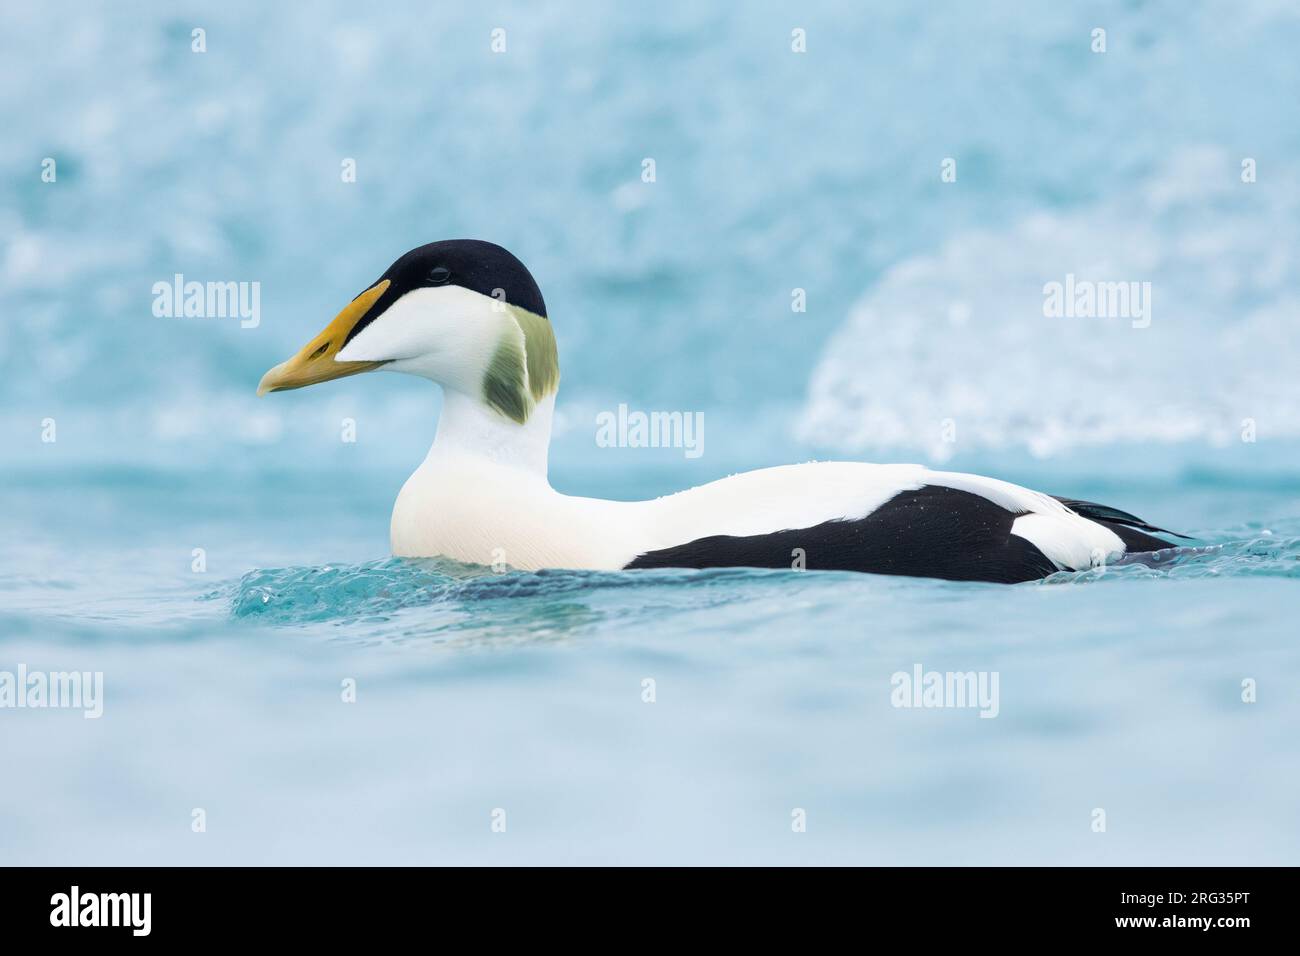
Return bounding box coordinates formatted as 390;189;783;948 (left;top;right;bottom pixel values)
257;239;558;424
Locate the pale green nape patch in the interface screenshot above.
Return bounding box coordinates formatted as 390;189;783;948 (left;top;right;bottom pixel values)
514;307;560;401
481;306;560;424
483;333;530;424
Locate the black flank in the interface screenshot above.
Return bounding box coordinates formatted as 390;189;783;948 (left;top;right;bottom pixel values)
625;485;1060;584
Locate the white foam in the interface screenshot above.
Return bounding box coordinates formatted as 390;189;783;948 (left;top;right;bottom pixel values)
797;148;1300;459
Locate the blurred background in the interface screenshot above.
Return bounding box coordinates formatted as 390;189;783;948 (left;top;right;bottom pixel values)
5;0;1300;485
2;1;1298;865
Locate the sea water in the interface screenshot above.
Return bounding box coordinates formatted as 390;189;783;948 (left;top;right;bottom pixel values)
2;1;1298;864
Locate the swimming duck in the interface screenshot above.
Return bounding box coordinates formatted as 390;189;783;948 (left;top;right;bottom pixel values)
257;240;1183;583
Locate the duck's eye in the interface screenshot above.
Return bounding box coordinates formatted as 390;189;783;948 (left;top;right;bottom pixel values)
428;266;452;285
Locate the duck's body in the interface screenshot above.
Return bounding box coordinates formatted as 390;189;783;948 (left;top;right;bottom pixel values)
392;392;1172;582
260;240;1183;583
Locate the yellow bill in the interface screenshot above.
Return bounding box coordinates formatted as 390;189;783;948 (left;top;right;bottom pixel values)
257;280;391;395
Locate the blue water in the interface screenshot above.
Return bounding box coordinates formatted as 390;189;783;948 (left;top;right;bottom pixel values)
3;1;1300;864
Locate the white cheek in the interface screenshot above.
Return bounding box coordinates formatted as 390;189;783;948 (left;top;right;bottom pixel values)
337;286;510;391
336;288;450;363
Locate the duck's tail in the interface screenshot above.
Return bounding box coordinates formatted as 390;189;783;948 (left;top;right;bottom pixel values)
1052;496;1191;553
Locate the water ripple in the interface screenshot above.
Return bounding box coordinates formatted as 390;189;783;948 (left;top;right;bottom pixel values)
217;530;1300;627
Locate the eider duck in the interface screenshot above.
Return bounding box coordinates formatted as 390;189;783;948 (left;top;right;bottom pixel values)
258;240;1184;583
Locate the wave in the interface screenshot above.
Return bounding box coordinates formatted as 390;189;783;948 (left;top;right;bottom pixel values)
218;526;1300;627
218;557;784;625
1048;533;1300;584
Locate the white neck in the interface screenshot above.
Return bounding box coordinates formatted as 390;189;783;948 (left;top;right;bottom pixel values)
427;387;555;478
